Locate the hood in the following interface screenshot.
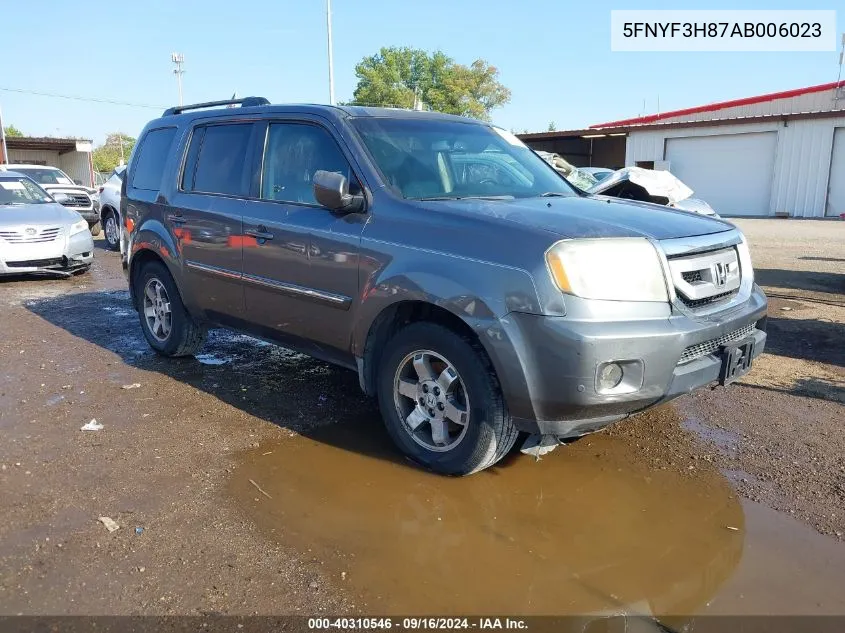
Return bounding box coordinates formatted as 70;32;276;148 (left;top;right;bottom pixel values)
0;202;81;227
426;195;733;240
40;183;92;195
671;197;719;217
589;167;693;204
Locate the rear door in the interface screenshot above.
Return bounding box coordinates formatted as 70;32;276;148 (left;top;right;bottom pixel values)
169;122;258;322
241;118;366;361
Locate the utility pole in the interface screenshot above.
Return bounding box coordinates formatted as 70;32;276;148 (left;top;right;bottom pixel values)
119;134;125;167
171;53;185;106
0;103;7;165
326;0;335;105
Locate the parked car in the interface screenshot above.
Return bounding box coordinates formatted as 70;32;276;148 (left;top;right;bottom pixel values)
122;98;767;475
0;171;94;276
580;166;614;182
533;150;598;190
98;165;126;251
588;166;721;218
0;164;101;234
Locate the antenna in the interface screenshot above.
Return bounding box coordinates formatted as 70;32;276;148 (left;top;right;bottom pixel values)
171;53;186;106
326;0;335;105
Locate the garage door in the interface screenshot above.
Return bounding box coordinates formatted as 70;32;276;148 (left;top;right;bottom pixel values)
665;132;777;216
826;128;845;217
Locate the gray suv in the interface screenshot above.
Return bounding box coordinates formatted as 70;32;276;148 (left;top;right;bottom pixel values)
122;98;767;475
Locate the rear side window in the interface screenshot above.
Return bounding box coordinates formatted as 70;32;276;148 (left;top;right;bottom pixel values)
131;127;176;191
186;124;253;196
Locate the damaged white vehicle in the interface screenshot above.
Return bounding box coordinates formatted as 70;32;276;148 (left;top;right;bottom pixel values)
0;172;94;277
587;166;721;218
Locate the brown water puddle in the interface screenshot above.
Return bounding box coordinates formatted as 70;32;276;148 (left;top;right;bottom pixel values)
228;415;845;619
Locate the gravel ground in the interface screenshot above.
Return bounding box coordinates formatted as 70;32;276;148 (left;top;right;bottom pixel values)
0;219;843;617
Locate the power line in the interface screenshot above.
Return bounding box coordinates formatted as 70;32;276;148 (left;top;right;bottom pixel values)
0;86;166;109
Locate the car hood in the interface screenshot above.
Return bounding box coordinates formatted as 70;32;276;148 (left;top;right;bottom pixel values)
588;167;693;204
431;194;733;240
0;202;81;227
40;183;92;195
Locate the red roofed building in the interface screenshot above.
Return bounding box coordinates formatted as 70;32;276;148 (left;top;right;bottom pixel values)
520;81;845;218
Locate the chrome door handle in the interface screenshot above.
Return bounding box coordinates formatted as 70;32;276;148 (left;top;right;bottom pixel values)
167;213;186;224
245;228;274;240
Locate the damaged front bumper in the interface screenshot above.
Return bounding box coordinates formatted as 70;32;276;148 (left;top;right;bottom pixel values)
0;230;94;276
494;286;768;456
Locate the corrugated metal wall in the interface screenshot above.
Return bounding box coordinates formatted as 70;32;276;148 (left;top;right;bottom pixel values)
625;117;845;217
57;152;93;187
7;149;60;166
6;148;92;187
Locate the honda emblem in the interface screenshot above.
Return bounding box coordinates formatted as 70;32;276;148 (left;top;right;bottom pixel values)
713;262;728;288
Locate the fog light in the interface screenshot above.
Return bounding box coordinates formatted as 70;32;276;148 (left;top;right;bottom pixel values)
598;363;624;390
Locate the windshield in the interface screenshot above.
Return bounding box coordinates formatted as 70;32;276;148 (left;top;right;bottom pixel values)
351;118;576;200
567;168;599;191
13;167;74;185
0;177;54;205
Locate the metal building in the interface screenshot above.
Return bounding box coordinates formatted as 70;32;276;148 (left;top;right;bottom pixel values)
587;81;845;218
3;136;95;188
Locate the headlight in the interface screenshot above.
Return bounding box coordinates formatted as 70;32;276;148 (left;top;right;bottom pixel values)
545;238;669;302
69;219;88;236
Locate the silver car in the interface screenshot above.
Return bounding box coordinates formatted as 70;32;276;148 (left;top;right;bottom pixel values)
0;172;94;277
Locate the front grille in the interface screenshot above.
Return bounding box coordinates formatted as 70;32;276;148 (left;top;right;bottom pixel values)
58;193;91;208
0;227;61;243
679;324;755;364
681;270;702;283
5;257;65;268
678;289;738;309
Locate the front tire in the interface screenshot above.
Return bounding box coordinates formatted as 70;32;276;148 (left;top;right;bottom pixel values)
103;211;120;251
377;322;518;475
134;261;206;357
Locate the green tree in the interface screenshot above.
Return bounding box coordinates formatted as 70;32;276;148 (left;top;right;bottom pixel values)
93;133;136;173
547;121;556;132
348;47;511;120
3;125;23;137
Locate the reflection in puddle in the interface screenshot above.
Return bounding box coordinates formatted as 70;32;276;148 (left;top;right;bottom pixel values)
229;418;746;618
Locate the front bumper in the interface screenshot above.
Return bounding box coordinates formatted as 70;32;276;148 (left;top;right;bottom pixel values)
494;285;768;437
0;229;94;275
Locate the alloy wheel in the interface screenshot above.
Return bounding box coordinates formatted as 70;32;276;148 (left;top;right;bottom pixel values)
142;278;172;342
393;349;470;452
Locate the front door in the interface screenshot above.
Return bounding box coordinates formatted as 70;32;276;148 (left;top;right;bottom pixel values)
170;121;258;321
242;120;366;362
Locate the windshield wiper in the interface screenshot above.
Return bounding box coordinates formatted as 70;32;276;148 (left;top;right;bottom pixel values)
539;191;569;197
415;195;514;201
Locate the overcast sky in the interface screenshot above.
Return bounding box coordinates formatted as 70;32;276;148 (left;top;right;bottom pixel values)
1;0;842;144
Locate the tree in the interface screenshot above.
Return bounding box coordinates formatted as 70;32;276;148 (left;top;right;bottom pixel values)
348;47;511;120
93;133;136;173
3;125;23;137
547;121;556;132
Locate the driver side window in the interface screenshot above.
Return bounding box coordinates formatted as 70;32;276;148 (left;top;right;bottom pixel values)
261;123;356;205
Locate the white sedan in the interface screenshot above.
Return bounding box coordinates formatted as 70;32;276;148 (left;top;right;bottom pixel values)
0;172;94;277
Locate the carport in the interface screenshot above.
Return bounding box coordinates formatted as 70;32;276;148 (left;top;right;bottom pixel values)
3;136;95;188
517;128;627;169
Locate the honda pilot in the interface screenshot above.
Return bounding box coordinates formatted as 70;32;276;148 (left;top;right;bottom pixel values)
121;98;767;475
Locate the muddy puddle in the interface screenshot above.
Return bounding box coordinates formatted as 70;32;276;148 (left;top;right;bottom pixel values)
227;413;845;620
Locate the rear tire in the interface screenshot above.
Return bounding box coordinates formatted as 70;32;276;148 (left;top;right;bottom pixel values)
89;221;101;236
377;322;518;475
134;261;206;357
103;211;120;251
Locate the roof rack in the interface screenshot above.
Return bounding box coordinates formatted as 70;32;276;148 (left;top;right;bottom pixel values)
163;96;270;116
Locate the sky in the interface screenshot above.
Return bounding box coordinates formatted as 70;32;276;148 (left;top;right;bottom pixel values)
1;0;842;146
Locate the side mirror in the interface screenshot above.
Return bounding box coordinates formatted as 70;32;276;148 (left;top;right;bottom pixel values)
73;179;83;186
52;193;70;204
313;170;365;213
